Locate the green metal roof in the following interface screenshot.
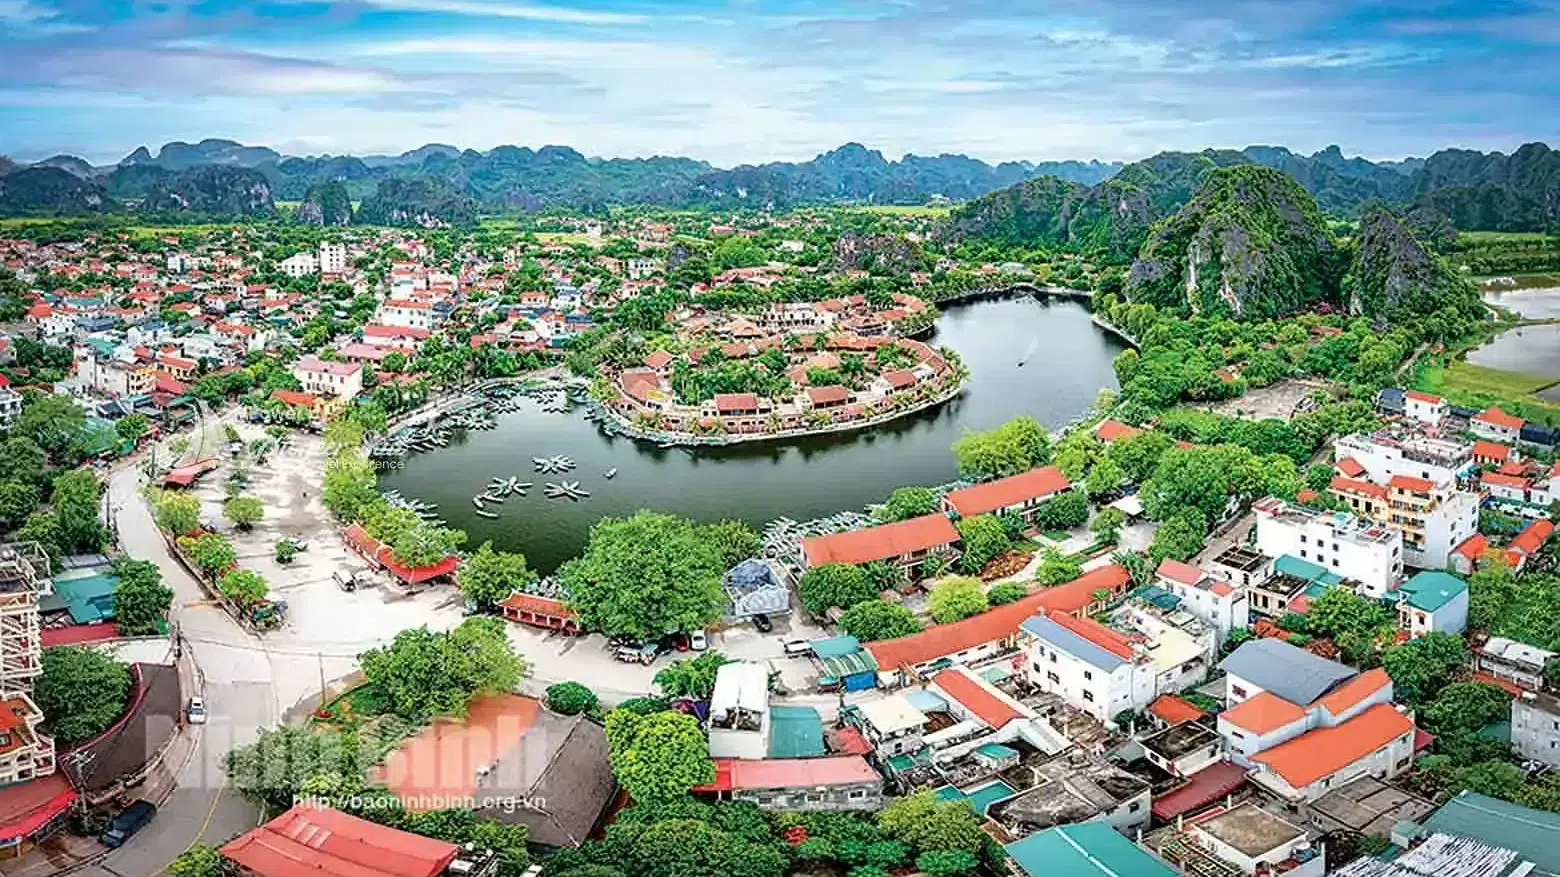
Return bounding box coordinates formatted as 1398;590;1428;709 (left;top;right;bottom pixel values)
1006;823;1178;877
976;742;1018;759
1398;570;1469;613
48;571;119;624
1419;791;1560;875
809;635;863;659
1273;554;1344;587
768;705;826;759
818;650;879;678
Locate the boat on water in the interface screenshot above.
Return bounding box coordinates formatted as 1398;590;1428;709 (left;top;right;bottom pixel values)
1018;337;1040;366
472;497;485;509
604;468;617;479
475;509;499;519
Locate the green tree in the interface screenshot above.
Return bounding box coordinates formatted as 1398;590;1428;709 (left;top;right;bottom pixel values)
927;576;988;623
51;469;105;554
155;491;202;535
877;789;986;855
359;616;529;720
1382;631;1469;706
322;451;380;521
115;413;152;445
603;708;715;804
1085;458;1124;498
0;480;39;529
881;487;940;521
951;416;1051;481
218;568;269;604
1033;547;1083;585
112;557;173;636
390;523;466;568
986;581;1029;605
225;724;366;813
1090;507;1125;545
697;520;762;568
1422;682;1512;737
546;682;599;716
0;436;47;487
916;850;981;877
955;514;1009;573
1034;490;1089;529
559;512;726;641
224;495;265;529
838;601;923;641
797;563;877;616
1148;509;1206;563
456;541;536;608
167;844;227;877
1107;430;1175;483
654;651;732;699
35;646;132;743
15;390;86;461
184;532;237;577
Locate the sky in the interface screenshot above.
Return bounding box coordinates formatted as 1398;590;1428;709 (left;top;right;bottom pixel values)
1;0;1557;166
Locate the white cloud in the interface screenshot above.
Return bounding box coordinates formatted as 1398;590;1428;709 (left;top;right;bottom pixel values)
361;0;644;25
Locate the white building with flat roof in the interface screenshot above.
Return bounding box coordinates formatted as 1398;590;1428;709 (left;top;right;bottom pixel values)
1253;497;1403;598
1335;431;1472;489
708;661;770;760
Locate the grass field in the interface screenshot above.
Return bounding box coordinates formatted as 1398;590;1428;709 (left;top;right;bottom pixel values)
1417;359;1560;424
1437;361;1558;396
849;204;953;217
1459;230;1554;244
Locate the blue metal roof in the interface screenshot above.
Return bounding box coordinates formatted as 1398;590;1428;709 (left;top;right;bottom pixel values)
1219;638;1356;706
1020;614;1126;672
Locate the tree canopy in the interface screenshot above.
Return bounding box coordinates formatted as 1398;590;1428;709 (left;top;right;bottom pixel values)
559;512;727;641
796;563;877;616
603;708;715;805
927;576;988;623
838;600;923;642
359;616;529;720
456;541;536;607
951;416;1051;481
35;646;132;743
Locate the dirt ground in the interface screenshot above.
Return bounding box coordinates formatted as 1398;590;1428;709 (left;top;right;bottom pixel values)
1202;379;1331;422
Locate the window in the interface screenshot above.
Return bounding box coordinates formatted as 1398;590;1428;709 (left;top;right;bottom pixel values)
1231;685;1247;698
1083;670;1093;681
1129;802;1141;812
1047;672;1060;684
849;789;867;800
1050;652;1057;663
1083;691;1095;702
1300;535;1307;544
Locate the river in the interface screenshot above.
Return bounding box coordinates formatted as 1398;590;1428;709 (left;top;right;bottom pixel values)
379;295;1125;572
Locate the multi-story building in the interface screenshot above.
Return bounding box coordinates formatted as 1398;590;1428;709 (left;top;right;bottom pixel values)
292;356;363;400
318;243;348;275
1403;390;1448;426
376;298;435;331
1155;558;1249;647
1329;474;1479;571
708;661;770;760
1253;497;1402;598
0;377;21;430
280;252;318;278
0;544;56;786
1513;691;1560;768
1217;639;1415;803
1472;406;1525;443
1334;430;1473;489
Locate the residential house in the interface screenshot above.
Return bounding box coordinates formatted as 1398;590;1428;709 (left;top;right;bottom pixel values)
220;804;482;877
377;298;436;331
941;466;1072;525
800;513;959;578
1020;610;1156;725
1404;390;1448;426
848;694;928;757
1155;558;1249;647
1005;823;1176;877
1247;555;1340;618
279;252;318;277
996;768;1156;848
1512;691;1560;768
1476;637;1555;693
1393;570;1469;638
318;243;348;274
708;662;771;760
292;356;363;400
1472;407;1525;443
270;389;345;422
1253;497;1403;598
1186;803;1325;877
0;377;21;430
0;694;54;786
695;756;883;812
1335;430;1473;489
1328;473;1479;571
1217;639;1415;802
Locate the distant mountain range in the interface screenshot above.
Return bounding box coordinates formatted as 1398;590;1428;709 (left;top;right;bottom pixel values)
0;137;1556;236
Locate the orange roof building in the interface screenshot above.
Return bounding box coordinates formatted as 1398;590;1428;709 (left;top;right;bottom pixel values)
220;803;459;877
942;466;1071;520
1251;703;1415;798
801;513;958;569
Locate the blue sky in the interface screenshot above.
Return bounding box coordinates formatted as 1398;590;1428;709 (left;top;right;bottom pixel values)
2;0;1557;165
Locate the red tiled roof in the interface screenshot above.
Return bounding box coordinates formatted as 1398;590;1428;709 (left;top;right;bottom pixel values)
714;393;759;413
1388;474;1435;493
644;350;674;369
1094;418;1143;442
343;525;459;584
1511;520;1555;556
498;592;574;618
1482;471;1530;490
1335;457;1366;477
1473;440;1512;461
807;385;850;405
1331;476;1387;500
220;803;459;877
1150;759;1248;821
271;389;321;409
930;667;1021;729
363;324;432;339
1453;533;1490;561
1405;390;1442;404
802;514;958;567
1253;703;1414;790
1219;691;1307;735
944;466;1071;518
695;756;878;792
1316;667;1390;718
1045;610;1136;660
1148;695;1207;725
1475;407;1525;430
1156;558;1206;587
0;775;76;844
865;565;1130;670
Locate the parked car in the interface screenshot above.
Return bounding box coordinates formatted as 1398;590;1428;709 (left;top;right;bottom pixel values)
752;613;773;633
100;800;156;849
673;633;691;652
187;696;207;724
690;630;708;651
614;643;658;665
783;639;812;658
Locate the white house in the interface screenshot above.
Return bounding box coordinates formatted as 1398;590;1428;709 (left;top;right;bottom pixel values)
1252;497;1403;598
319;243;348;274
1155;558;1249;647
280;252;318;277
1021;611;1156;724
1403;390;1448;426
1189;804;1325;877
708;662;770;760
1472;407;1525;443
376;298;435;331
1334;430;1472;489
1393;570;1469;638
1477;637;1556;692
292;356;363;400
0;378;22;430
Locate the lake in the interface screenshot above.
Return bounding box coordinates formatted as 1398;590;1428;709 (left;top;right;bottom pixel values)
380;295;1125;572
1482;284;1560;319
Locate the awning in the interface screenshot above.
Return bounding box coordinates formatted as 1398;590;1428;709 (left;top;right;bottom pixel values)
1150;760;1249;821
